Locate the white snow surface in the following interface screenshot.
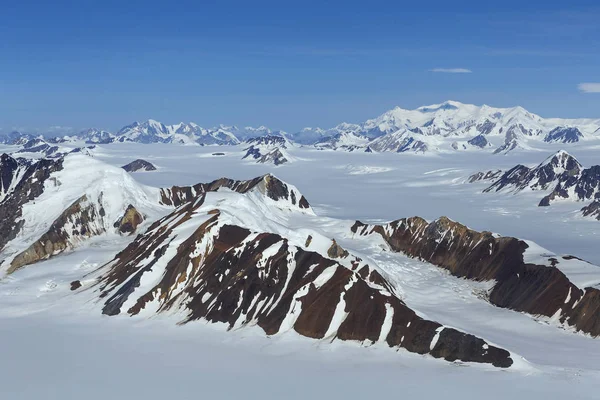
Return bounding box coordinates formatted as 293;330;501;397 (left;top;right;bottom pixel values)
1;143;600;399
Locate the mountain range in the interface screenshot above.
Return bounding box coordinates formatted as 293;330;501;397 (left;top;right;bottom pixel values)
2;101;600;154
3;151;600;369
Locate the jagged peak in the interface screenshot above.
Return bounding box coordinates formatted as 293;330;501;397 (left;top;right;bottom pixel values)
538;149;581;169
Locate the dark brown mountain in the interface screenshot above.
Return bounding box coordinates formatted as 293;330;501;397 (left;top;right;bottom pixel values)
83;192;513;368
351;216;600;337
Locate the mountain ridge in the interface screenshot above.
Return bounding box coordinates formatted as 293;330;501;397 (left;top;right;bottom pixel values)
3;101;600;154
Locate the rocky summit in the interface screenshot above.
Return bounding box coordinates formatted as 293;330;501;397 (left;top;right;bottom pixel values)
1;149;599;374
122;159;157;172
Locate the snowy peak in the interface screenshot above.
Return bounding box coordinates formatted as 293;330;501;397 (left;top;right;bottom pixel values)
481;150;600;208
244;134;289;148
87;182;514;368
0;131;36;145
485;150;582;193
73;128;115;144
537;150;582;171
159;174;312;213
544;127;583;143
289;100;595;154
0;154;162;275
242;135;292;165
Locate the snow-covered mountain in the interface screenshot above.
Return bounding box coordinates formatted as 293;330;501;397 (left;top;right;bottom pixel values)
484;150;583;193
291;101;600;154
3;150;600;373
3;101;600;153
242;135;293;165
72;128;115;144
480;150;600;209
0;153;165;274
0;130;37;145
79;172;515;368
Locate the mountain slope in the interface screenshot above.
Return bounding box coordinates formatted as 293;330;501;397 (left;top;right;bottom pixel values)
484;150;582;193
0;154;164;275
351;216;600;337
83;185;513;368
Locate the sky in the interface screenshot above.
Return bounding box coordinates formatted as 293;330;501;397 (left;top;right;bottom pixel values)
1;0;599;133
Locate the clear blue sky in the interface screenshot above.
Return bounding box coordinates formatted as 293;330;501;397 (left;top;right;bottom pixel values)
1;0;599;133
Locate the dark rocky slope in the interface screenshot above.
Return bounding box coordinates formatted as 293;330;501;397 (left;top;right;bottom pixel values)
484;150;582;193
581;200;600;220
544;127;583;143
87;194;513;368
122;159;157;172
0;154;64;258
159;174;310;209
482;151;600;208
351;216;600;337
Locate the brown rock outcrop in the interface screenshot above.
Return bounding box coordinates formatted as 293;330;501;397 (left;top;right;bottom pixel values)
113;205;144;234
9;194;107;273
159;174;310;210
352;216;600;337
92;196;513;368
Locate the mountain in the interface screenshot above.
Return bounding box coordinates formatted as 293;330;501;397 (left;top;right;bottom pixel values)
80;173;514;368
540;164;600;206
481;150;600;208
3;101;600;153
288;127;329;145
351;216;600;337
369;130;436;153
0;153;164;274
3;152;600;369
290;101;600;154
73;128;116;144
484;150;582;193
581;200;600;220
544;127;583;143
242;136;292;165
114;121;291;146
0;131;37;145
121;159;157;172
467;169;502;183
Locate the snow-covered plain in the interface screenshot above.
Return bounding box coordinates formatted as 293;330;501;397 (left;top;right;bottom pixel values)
1;142;600;399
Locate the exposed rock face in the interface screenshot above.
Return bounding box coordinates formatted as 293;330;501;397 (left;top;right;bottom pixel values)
0;131;35;145
482;150;600;207
159;174;311;211
16;139;60;157
242;135;291;165
245;135;288;148
475;119;496;135
581;200;600;220
397;137;428;153
544;127;583;143
113;205;144;234
485;150;582;193
468;170;502;183
1;154;161;274
259;148;288;165
351;217;600;337
93;194;513;368
0;154;64;254
539;165;600;206
327;239;349;259
493;129;521;154
467;134;489;148
9;194;108;273
121;159;157;172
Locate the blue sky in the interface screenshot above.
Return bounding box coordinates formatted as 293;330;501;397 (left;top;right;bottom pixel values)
1;0;599;133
